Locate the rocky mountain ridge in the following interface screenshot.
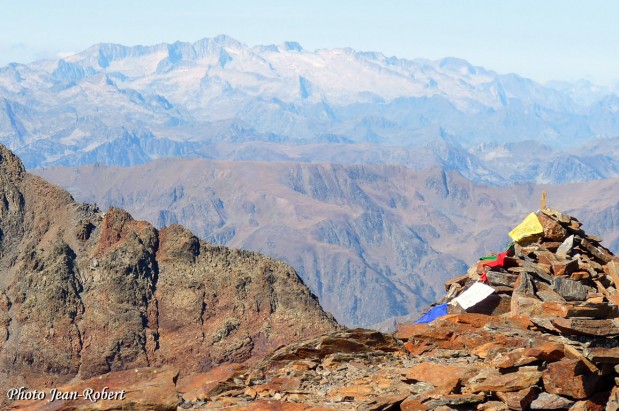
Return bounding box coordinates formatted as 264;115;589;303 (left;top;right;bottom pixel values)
0;144;339;408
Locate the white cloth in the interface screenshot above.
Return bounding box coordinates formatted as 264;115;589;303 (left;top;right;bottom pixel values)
454;281;495;310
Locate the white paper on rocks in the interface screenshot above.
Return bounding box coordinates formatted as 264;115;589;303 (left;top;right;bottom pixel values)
454;281;495;310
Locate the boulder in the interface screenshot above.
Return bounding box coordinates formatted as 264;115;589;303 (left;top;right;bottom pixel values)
542;359;601;399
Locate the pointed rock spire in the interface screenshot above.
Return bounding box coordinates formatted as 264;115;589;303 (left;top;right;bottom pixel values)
0;143;25;182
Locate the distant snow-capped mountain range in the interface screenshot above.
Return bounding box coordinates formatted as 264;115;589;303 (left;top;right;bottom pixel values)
2;35;619;184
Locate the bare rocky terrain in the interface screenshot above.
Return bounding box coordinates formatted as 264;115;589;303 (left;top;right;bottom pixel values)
36;158;619;328
10;206;619;410
0;144;339;408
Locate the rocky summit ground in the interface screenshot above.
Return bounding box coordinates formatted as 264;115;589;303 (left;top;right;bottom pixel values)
5;139;619;410
14;205;619;411
0;143;339;410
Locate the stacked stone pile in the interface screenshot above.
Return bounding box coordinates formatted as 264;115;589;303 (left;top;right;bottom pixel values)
444;207;619;338
390;207;619;410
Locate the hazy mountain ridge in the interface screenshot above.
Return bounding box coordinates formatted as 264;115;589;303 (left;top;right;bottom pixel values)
3;36;619;184
36;159;619;327
38;160;461;326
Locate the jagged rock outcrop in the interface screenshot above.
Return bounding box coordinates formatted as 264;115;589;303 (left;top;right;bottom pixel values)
0;144;339;407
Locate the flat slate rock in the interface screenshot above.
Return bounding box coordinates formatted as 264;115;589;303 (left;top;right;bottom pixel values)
551;277;590;301
551;318;619;337
530;392;574;409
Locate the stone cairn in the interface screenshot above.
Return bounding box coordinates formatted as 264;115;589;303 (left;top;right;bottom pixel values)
394;206;619;410
445;207;619;331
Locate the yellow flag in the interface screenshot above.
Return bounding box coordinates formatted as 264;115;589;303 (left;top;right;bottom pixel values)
508;213;543;242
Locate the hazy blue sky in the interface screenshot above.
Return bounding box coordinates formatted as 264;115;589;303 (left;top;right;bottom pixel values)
1;1;618;84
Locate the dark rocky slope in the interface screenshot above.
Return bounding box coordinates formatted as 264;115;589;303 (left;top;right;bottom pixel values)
0;144;338;406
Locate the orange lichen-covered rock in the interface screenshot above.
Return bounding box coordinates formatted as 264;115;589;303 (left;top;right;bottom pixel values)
466;367;542;393
403;362;473;394
177;363;246;403
542;359;601;400
495;386;538;411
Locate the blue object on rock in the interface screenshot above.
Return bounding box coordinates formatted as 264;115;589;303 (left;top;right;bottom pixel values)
414;303;448;324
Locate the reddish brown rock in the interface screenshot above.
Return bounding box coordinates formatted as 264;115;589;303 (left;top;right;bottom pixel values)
551;259;580;277
444;273;470;291
10;367;179;411
593;279;619;307
403;340;431;356
541;301;617;319
395;321;466;349
466;367;542;393
177;363;246;403
329;385;374;401
569;218;583;229
536;250;559;266
449;327;521;351
260;329;401;370
552;318;619;336
360;391;410;411
403;362;473;394
511;272;543;317
495;386;538;410
604;261;619;288
394;323;428;340
543;242;563;252
226;400;335;410
528;339;565;362
400;396;429;411
563;345;600;374
486;271;518;288
472;341;511;359
538;213;569;241
581;238;616;264
510;262;553;283
511;292;544;318
508;314;537;330
489;348;539;369
542;359;601;399
568;391;611;411
441;313;496;328
571;271;590;280
477;401;510;410
586;347;619;364
541;208;572;225
536;282;566;303
423;393;486;408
